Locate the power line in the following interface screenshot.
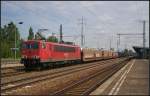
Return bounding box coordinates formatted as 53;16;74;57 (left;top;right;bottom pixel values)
134;19;149;58
139;20;147;58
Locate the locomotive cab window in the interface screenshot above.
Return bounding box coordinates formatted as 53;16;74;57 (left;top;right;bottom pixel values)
21;42;38;49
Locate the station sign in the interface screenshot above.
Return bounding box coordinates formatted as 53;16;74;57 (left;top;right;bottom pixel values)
10;48;19;51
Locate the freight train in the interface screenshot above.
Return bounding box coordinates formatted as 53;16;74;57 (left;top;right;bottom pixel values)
21;40;118;69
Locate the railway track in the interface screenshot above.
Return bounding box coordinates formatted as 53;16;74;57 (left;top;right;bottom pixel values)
1;58;120;84
1;58;113;77
52;59;130;95
1;71;26;78
1;66;25;77
1;58;125;94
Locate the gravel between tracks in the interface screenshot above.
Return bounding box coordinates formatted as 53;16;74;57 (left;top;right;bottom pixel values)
2;58;127;95
1;58;117;84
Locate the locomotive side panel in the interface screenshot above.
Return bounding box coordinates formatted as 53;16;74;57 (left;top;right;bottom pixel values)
50;44;81;62
39;42;52;62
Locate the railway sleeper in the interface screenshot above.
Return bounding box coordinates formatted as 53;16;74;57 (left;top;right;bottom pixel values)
52;59;130;95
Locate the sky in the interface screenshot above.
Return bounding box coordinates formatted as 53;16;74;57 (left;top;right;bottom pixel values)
1;1;149;51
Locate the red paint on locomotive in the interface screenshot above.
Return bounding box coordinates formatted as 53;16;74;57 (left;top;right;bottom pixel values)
21;40;81;68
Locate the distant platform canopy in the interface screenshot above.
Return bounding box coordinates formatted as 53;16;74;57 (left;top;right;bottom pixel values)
133;46;149;59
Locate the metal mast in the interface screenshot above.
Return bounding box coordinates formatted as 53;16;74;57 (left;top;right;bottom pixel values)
81;16;84;47
60;24;63;43
142;20;146;58
79;16;85;47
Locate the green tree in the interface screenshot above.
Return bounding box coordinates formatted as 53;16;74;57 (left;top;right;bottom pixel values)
0;21;21;58
47;36;58;43
28;27;34;40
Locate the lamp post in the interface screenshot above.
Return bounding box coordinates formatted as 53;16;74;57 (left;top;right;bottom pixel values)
14;22;23;60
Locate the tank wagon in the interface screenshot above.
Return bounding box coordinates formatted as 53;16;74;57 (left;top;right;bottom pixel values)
21;40;118;69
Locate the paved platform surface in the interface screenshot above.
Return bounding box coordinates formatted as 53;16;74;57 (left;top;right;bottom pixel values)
90;59;149;95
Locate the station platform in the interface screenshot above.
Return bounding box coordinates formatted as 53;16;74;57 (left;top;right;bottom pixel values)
90;59;149;95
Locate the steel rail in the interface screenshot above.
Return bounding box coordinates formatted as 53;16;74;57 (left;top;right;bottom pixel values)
51;59;130;95
1;58;124;94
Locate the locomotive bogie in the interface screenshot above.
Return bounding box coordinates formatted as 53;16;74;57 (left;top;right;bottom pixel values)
21;58;40;68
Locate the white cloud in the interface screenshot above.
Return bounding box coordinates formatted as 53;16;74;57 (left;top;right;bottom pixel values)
1;1;149;50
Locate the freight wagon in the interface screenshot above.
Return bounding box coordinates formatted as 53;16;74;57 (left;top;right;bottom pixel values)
81;48;96;61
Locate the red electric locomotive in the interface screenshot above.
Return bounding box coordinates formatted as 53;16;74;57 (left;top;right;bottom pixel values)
21;40;81;69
